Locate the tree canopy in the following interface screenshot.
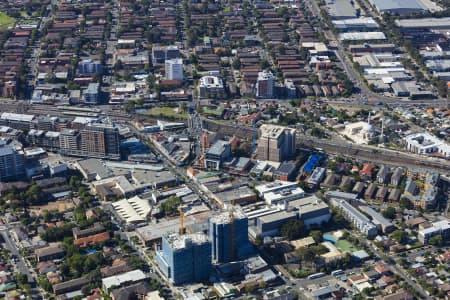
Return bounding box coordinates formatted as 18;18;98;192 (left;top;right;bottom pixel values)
280;219;307;240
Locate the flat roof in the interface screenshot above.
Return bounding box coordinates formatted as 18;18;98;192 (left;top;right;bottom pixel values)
207;140;229;156
1;112;34;122
370;0;427;11
339;32;386;41
164;232;209;250
77;159;113;179
332;17;379;26
396;17;450;28
326;0;357;18
289;195;330;214
255;180;299;195
136;210;212;242
259;210;297;223
102;270;146;290
210;207;246;224
259;124;295;139
215;186;256;203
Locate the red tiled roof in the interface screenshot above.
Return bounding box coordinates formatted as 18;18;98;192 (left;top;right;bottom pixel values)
74;232;110;247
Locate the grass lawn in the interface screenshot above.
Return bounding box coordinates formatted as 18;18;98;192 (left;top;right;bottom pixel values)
203;106;224;116
0;13;15;30
336;239;359;252
144;106;188;120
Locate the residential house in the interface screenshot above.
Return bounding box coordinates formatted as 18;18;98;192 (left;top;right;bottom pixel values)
364;183;377;200
390;167;404;186
377;166;390;184
35;244;65;262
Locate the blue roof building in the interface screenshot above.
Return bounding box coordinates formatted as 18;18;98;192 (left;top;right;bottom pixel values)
156;233;211;285
209;208;253;263
303;154;323;174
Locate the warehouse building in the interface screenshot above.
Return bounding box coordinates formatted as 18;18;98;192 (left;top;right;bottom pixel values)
368;0;428;15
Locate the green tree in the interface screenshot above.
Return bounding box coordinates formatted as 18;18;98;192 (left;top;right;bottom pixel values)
399;197;413;209
280;219;307;240
382;206;396;219
37;276;52;292
309;230;323;243
391;230;408;244
429;234;443;246
160;197;182;216
232;58;241;70
15;273;28;285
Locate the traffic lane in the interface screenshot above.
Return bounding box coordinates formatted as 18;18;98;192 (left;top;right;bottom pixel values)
0;229;34;283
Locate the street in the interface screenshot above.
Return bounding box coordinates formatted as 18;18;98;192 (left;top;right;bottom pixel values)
0;225;43;300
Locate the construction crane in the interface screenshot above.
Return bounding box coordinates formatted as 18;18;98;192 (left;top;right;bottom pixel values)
179;206;185;235
229;191;236;261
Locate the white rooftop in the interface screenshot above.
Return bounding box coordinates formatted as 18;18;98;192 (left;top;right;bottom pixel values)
102;270;146;290
1;112;35;122
339;32;386;41
111;196;151;224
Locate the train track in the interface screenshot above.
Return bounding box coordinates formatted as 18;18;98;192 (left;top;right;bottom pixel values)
300;136;450;174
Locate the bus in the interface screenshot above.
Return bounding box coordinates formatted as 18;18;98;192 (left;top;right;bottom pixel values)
331;269;344;276
307;272;325;280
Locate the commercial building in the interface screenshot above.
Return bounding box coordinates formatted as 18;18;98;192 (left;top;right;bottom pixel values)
102;270;147;291
257;211;297;237
111;196;151;224
78;59;103;74
307;167;326;187
395;17;450;31
255;180;299;198
418;220;450;243
0;143;25;181
198;76;225;98
209;208;252;263
152;45;181;65
165;58;183;81
83;83;100;104
204;140;232;170
368;0;428;15
156;233;211;285
213;186;257;207
256;70;275;98
273;162;297;181
290;195;331;228
405;132;450;158
259;183;305;206
339;32;387;41
330;198;378;238
325;0;357;19
256;124;296;162
332;17;379;32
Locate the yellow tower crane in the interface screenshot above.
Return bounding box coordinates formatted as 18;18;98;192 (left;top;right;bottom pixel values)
229;191;236;261
179;206;185;235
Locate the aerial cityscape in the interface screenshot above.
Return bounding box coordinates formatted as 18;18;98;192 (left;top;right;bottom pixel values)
0;0;450;299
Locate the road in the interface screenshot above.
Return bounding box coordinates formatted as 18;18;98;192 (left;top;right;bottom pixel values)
360;236;432;299
304;0;448;106
0;225;43;299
